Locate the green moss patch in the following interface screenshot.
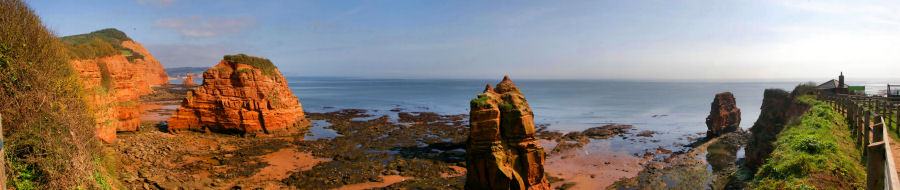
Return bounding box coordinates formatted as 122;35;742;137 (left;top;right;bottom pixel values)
223;54;277;76
752;96;865;189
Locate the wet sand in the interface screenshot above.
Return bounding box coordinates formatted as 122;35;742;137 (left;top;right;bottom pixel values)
542;140;646;190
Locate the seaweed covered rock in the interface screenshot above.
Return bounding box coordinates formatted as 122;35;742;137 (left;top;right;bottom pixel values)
705;92;741;138
167;54;308;135
466;76;550;190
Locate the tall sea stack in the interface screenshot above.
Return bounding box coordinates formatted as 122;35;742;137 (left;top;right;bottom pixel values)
466;76;550;190
705;92;741;138
167;54;308;136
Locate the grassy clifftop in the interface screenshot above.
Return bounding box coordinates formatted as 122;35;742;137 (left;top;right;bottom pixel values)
60;28;144;61
224;54;278;76
752;96;865;189
1;0;118;189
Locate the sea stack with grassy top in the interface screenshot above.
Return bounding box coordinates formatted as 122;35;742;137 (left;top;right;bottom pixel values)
166;54;308;136
466;76;551;190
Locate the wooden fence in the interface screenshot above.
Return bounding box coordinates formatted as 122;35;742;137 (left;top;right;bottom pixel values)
820;94;900;189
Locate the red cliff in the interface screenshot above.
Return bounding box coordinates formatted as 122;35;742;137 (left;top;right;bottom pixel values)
63;28;170;142
705;92;741;138
745;89;811;171
466;76;550;190
167;54;307;136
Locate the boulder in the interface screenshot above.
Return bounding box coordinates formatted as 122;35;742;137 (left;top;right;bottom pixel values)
183;73;196;86
167;54;308;136
466;76;550;190
705;92;741;138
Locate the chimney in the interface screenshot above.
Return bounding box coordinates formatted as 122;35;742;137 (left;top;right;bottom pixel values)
839;72;845;87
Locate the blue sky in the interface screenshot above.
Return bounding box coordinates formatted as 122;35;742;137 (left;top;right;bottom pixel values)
27;0;900;80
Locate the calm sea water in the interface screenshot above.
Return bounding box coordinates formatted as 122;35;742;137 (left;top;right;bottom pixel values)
285;77;800;144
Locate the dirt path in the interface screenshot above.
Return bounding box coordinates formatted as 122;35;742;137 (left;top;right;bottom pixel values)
888;135;900;177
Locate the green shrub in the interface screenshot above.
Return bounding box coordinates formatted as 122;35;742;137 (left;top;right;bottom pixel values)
223;54;277;76
1;0;112;188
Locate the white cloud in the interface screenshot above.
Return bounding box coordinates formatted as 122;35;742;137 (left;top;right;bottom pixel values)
136;0;177;7
154;16;257;38
145;44;240;67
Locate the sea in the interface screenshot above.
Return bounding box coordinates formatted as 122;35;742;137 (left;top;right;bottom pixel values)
172;76;898;153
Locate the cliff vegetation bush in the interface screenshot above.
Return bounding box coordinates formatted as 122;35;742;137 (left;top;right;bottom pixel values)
224;54;277;76
0;0;119;188
753;96;865;189
60;28;144;62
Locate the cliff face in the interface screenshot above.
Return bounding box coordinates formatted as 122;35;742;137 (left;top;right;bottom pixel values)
744;89;810;171
121;40;169;86
64;29;171;142
466;76;550;190
706;92;741;138
167;56;307;135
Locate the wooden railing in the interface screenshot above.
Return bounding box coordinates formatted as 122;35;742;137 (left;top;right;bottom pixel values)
820;94;900;189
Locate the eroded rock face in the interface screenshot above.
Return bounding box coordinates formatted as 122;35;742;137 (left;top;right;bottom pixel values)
67;31;171;142
183;73;196;86
744;89;810;171
167;58;307;135
466;76;550;190
705;92;741;138
121;40;169;87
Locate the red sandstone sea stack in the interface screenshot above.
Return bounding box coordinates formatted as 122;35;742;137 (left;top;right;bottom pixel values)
466;76;550;190
183;73;196;86
167;54;308;135
705;92;741;138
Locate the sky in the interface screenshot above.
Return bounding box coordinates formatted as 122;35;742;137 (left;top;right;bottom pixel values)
26;0;900;80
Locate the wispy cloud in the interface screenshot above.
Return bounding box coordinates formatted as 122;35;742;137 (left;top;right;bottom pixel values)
145;44;239;67
136;0;177;7
154;16;257;38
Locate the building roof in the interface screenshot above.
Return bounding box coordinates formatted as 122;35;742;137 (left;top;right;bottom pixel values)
818;79;849;89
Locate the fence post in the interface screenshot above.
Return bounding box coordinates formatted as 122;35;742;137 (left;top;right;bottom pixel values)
1;113;5;190
869;141;887;190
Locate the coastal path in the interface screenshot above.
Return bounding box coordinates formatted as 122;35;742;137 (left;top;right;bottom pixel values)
821;94;900;189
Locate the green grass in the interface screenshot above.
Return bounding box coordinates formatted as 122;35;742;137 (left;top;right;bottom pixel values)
752;96;865;189
223;54;277;76
60;28;144;61
470;95;491;108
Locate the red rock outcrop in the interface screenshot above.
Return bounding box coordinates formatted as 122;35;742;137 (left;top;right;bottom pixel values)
183;73;196;86
466;76;550;190
705;92;741;138
745;88;811;171
167;55;307;135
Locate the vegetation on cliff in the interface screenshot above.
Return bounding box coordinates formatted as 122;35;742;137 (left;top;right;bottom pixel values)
752;96;865;189
0;0;119;188
60;28;144;61
223;54;277;76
